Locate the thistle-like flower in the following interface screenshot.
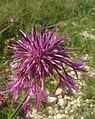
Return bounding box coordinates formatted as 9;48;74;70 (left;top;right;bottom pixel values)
10;27;84;116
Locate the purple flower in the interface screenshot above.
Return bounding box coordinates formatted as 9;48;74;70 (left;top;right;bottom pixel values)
9;27;84;115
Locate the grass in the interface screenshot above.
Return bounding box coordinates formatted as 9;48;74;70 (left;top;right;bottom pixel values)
0;0;95;118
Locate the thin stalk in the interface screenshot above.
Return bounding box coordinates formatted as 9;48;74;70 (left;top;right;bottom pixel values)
10;92;28;119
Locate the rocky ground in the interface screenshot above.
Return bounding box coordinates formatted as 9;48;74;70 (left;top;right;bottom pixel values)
26;66;95;119
27;90;95;119
27;78;95;119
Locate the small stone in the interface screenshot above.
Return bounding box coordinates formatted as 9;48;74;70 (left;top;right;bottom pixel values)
55;88;63;95
64;110;68;114
58;98;64;106
48;115;53;119
47;106;53;114
64;96;71;101
58;95;63;99
47;95;58;105
55;113;64;119
69;109;74;113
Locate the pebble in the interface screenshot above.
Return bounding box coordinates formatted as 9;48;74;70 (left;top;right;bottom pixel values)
55;113;64;119
55;88;63;95
47;95;58;105
58;98;64;106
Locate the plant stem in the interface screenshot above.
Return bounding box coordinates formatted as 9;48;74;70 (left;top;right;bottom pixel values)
10;93;28;119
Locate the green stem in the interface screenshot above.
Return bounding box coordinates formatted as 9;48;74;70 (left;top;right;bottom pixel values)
10;93;28;119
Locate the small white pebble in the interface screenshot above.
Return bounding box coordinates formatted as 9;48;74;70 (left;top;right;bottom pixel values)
58;98;64;106
47;95;58;104
55;88;63;95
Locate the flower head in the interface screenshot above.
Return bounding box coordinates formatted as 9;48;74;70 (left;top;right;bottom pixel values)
10;27;84;116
